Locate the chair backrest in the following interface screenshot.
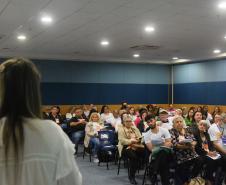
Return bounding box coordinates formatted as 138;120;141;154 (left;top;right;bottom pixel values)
98;130;116;146
104;122;115;131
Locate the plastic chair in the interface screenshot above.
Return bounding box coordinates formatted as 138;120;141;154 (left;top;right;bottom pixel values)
97;130;117;169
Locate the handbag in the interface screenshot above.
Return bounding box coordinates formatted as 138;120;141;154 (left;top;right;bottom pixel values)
188;177;205;185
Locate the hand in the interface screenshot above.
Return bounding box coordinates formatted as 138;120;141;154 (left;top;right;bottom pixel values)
94;132;98;137
208;151;217;157
164;141;172;148
131;138;138;144
79;119;86;124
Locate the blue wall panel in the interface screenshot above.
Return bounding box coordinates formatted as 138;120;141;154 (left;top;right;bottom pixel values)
173;59;226;105
174;82;226;105
1;58;170;104
173;59;226;84
41;83;169;105
33;60;170;84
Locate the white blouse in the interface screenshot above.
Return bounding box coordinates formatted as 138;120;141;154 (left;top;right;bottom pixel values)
0;117;82;185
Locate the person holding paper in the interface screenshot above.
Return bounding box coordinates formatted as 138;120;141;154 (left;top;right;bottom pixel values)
84;112;104;163
118;114;144;185
170;116;202;185
209;113;226;183
143;115;173;185
194;120;220;185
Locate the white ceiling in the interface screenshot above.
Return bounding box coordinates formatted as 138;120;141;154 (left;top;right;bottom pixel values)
0;0;226;64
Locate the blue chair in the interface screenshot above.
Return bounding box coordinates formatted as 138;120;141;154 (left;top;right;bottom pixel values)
97;130;117;170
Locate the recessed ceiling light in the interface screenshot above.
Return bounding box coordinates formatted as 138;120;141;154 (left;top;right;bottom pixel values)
41;15;53;24
17;35;27;41
144;26;155;33
224;35;226;39
172;57;179;60
218;2;226;9
100;40;109;46
133;54;140;58
213;49;221;54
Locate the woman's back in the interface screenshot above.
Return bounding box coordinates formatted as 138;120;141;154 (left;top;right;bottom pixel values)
0;118;82;185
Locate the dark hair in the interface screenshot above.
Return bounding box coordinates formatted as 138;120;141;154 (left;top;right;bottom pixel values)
56;106;61;114
120;102;128;110
145;114;155;122
0;58;41;168
192;111;203;123
120;112;128;125
186;107;195;120
100;105;108;114
88;108;98;118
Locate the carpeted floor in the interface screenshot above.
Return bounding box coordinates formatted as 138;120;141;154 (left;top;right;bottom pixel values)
76;151;146;185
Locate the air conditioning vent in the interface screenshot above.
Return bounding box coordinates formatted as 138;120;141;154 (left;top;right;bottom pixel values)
1;47;10;50
130;45;161;50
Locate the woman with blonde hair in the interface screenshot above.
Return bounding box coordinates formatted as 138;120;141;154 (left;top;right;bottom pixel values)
84;112;104;163
170;116;202;185
0;58;82;185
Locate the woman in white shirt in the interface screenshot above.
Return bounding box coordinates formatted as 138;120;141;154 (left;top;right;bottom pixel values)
84;112;104;163
0;58;82;185
100;105;114;123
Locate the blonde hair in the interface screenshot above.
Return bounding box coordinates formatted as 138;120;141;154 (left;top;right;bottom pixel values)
172;116;186;128
89;112;101;122
198;120;208;126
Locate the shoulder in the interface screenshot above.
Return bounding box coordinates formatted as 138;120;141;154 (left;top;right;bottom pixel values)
131;126;140;132
24;118;69;144
159;127;168;132
209;124;217;132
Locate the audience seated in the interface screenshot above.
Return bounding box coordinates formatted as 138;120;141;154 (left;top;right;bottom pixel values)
69;108;88;153
168;104;176;117
202;105;213;123
84;112;104;163
109;110;122;132
118;114;144;185
41;103;226;184
128;106;137;122
137;110;148;133
143;115;173;185
193;120;220;185
189;111;203;135
208;113;226;182
47;106;64;125
184;107;195;126
100;105;114;124
82;104;90;118
212;106;222;119
157;109;172;130
170;116;202;185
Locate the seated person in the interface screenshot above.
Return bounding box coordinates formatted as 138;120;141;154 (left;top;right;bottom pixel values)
128;106;137;122
184;107;194;126
47;106;64;125
118;115;144;185
157;109;172;130
208;113;226;182
144;115;173;185
100;105;114;124
194;120;220;185
84;112;104;163
137;110;148;133
170;116;202;185
69;108;88;152
109;110;122;132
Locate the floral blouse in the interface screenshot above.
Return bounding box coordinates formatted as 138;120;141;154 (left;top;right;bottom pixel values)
170;128;198;164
